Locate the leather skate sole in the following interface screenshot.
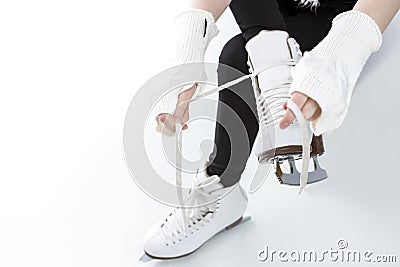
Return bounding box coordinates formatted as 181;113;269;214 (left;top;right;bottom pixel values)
258;135;325;163
143;216;243;260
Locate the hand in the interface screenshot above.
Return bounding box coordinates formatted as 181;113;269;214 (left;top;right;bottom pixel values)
280;11;382;135
279;91;321;130
155;9;219;135
156;84;197;133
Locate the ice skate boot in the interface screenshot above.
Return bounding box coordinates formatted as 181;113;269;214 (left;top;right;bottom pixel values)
245;30;327;187
142;170;249;260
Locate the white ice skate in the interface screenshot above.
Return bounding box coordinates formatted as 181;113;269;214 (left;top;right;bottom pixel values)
246;31;327;189
141;170;249;260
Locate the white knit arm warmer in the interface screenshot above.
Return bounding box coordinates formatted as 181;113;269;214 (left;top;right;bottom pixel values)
155;9;219;125
289;10;382;136
172;9;219;65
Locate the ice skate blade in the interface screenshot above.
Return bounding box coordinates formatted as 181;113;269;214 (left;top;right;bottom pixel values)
276;156;328;186
219;215;251;233
139;216;252;262
138;253;153;263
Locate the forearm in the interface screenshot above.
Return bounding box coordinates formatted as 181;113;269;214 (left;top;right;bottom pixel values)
354;0;400;32
190;0;231;20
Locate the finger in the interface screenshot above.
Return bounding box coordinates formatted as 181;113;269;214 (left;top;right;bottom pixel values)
300;99;319;121
309;106;322;121
279;109;296;129
182;106;189;124
174;99;189;120
157;113;189;132
157;113;177;133
174;85;197;119
179;105;190;130
279;92;308;129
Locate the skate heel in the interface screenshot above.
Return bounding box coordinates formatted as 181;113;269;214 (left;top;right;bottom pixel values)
259;134;325;163
259;134;327;186
310;134;325;157
275;155;328;186
225;217;243;230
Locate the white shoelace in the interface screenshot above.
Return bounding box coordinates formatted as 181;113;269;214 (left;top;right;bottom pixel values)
170;59;311;230
255;81;291;128
286;99;311;194
162;161;221;239
251;60;311;193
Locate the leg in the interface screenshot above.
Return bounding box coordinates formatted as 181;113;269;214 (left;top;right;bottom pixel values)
207;0;324;187
229;0;288;42
206;34;258;187
144;38;251;255
228;0;330;187
284;3;356;52
246;1;358;186
207;0;297;187
144;40;251;255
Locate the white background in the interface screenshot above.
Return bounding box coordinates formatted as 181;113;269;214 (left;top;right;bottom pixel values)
0;1;399;266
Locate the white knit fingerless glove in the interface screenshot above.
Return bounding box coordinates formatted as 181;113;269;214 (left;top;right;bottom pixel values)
289;10;382;135
172;9;219;65
155;9;219;134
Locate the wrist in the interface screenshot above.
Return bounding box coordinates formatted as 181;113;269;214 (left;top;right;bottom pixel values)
312;10;382;86
289;10;383;135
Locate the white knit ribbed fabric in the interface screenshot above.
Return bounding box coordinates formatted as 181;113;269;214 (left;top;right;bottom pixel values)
172;9;219;65
289;10;382;136
155;9;219;135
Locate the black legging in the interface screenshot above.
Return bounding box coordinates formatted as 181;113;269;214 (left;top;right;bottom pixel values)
206;0;357;187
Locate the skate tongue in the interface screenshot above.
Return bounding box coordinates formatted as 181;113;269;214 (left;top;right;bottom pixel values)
176;174;222;229
246;30;292;89
192;172;224;194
